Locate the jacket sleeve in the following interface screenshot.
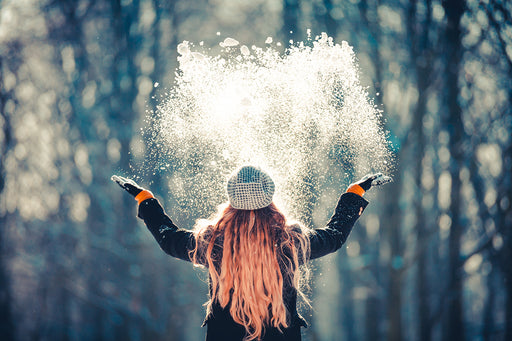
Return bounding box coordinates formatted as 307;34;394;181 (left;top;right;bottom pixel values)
137;198;196;262
309;192;368;260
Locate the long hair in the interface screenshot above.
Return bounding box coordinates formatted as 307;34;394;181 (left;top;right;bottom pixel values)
190;203;310;341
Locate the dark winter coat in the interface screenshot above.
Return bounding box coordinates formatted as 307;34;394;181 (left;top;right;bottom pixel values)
137;192;368;341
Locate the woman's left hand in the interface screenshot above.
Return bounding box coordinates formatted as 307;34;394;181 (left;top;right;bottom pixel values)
111;175;145;197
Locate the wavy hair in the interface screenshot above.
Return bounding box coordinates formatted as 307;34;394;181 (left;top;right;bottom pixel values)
190;203;310;341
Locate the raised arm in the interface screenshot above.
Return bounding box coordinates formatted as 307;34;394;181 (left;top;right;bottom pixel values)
309;173;391;260
111;175;195;262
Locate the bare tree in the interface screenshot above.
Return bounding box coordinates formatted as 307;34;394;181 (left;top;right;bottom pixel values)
313;0;338;39
0;55;15;341
282;0;301;43
482;2;512;337
405;0;436;339
441;0;466;340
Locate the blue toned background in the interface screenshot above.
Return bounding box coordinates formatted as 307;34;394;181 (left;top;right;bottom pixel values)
0;0;511;340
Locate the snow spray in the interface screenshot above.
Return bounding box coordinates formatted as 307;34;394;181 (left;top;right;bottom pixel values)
142;33;394;220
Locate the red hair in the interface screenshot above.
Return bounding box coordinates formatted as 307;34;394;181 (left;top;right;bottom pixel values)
190;203;310;340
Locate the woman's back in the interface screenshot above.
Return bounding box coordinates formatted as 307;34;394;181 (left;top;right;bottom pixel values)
112;166;391;340
191;204;310;340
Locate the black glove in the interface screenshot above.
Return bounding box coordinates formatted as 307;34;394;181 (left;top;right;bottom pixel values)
354;173;392;191
111;175;145;197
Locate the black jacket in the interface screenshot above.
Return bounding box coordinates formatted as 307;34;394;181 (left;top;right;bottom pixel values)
138;192;368;341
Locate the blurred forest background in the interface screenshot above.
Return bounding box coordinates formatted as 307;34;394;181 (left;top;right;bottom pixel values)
1;0;511;340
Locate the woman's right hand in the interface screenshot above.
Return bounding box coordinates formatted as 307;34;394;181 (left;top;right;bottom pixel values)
355;173;393;191
347;173;392;196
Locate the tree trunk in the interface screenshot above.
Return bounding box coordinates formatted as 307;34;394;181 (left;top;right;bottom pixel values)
0;56;15;341
59;2;108;338
0;217;13;341
441;0;466;340
499;141;512;340
313;0;338;39
357;3;387;339
414;90;430;341
338;264;357;341
282;0;301;44
386;177;404;341
481;260;496;341
406;0;434;339
322;0;338;39
111;0;142;339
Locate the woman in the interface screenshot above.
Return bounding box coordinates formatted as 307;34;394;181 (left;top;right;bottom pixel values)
112;165;391;341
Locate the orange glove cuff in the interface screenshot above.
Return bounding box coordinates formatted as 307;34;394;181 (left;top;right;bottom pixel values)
346;184;365;197
135;190;154;204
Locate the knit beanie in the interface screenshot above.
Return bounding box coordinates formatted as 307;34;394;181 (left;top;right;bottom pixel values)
227;165;275;210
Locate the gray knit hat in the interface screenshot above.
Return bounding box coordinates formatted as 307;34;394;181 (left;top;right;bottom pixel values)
227;165;275;210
